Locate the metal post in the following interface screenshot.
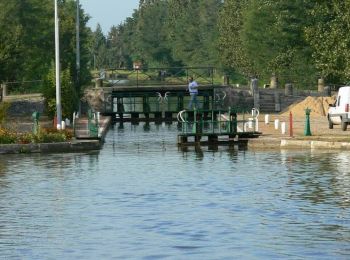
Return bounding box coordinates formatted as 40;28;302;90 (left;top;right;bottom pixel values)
304;108;312;136
76;0;80;80
228;107;232;133
55;0;62;128
193;109;197;133
136;69;139;87
76;0;81;115
289;111;293;137
218;110;221;134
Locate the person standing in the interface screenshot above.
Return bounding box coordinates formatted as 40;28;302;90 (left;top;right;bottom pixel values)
188;76;199;109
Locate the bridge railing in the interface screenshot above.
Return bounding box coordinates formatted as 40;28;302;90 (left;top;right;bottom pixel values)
97;67;215;87
177;108;258;135
109;92;216;114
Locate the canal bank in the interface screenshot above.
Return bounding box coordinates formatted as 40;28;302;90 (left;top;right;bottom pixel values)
248;112;350;150
0;116;111;154
2;111;350;153
0;140;101;154
248;136;350;150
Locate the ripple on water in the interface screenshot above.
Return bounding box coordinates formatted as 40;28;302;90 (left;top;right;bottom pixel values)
0;123;349;259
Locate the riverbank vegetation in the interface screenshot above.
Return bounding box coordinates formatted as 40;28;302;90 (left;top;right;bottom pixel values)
1;0;350;120
0;127;73;144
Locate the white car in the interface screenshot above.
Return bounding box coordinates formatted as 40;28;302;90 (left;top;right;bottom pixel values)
328;86;350;131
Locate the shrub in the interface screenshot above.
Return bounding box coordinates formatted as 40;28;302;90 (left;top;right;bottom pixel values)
41;128;73;141
37;132;67;143
18;133;36;144
0;102;10;125
0;127;74;145
0;128;17;144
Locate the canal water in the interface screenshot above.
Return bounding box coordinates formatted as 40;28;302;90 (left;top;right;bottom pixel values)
0;122;349;259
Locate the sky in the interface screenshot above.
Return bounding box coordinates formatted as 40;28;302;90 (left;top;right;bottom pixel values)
80;0;139;34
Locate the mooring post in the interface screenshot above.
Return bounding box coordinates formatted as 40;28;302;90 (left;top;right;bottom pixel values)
289;111;293;137
193;108;197;134
304;108;312;136
218;110;221;134
228;107;232;133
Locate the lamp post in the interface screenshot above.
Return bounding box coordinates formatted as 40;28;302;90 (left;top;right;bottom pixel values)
76;0;80;82
76;0;81;114
55;0;62;128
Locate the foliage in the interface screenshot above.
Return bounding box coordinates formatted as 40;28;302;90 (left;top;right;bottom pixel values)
17;132;36;144
0;127;73;144
0;128;17;144
0;102;10;125
4;0;350;90
218;0;251;77
41;127;74;140
304;1;350;84
218;0;318;87
42;67;78;119
0;0;91;98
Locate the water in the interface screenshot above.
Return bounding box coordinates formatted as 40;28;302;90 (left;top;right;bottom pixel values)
0;122;349;259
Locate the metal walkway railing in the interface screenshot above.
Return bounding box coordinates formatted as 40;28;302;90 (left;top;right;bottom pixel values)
177;108;260;135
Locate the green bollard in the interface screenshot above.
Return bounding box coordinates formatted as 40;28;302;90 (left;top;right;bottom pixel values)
32;111;40;135
192;108;197;133
304;107;312;136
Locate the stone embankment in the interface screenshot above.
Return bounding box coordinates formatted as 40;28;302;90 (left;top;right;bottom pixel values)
0;140;101;154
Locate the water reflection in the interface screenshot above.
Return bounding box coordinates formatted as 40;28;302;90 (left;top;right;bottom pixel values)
0;122;349;259
278;150;350;208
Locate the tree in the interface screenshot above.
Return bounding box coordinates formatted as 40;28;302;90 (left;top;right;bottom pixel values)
167;0;222;67
305;1;350;83
134;0;174;67
218;0;252;77
219;0;317;87
42;66;78;119
0;0;53;82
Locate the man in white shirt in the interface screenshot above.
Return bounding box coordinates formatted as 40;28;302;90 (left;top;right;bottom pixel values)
188;76;199;109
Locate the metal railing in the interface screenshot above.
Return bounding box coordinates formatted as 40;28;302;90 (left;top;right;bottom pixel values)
96;67;215;87
177;108;258;135
1;80;43;96
87;109;100;138
109;92;215;114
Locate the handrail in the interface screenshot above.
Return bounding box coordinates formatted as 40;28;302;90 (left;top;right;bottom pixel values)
177;108;257;135
100;66;215;87
177;110;186;122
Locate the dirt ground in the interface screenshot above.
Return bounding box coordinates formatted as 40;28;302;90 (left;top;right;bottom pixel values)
258;96;350;141
257;113;350;141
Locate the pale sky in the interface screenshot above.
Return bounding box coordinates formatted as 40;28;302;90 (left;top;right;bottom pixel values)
80;0;139;34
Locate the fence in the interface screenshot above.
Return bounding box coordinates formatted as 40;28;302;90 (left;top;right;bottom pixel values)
0;80;43;97
94;67;215;87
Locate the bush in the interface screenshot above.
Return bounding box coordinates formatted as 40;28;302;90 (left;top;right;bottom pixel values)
37;132;67;143
0;127;74;144
18;133;36;144
0;128;17;144
41;128;74;141
0;102;10;125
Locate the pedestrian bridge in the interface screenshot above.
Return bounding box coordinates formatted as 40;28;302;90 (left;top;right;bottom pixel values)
99;67;226;122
